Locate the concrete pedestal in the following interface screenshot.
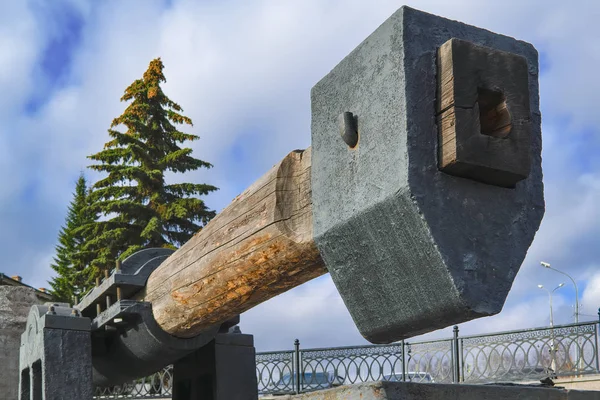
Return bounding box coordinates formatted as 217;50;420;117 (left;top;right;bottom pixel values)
172;332;258;400
274;382;600;400
19;304;92;400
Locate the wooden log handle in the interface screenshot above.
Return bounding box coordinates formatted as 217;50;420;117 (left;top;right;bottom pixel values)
139;147;326;338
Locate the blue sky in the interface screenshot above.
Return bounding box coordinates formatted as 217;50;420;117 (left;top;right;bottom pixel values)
1;0;599;352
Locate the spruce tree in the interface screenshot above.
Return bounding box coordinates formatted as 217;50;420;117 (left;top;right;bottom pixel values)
49;173;98;302
83;58;217;271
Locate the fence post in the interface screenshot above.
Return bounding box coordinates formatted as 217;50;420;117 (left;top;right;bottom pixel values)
597;309;600;372
294;339;301;394
401;340;407;382
453;326;461;383
460;337;465;382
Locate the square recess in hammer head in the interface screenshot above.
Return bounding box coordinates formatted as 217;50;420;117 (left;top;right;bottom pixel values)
437;38;531;188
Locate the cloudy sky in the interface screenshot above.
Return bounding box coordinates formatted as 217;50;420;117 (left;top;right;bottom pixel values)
2;0;599;352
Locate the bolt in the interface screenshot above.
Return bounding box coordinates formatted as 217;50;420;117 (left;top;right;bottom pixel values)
339;112;359;148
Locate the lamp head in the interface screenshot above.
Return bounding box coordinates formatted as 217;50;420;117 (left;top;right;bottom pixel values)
540;261;551;268
537;284;544;289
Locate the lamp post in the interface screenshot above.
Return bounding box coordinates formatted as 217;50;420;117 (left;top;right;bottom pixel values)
540;262;579;323
541;261;583;375
538;283;564;327
538;283;564;374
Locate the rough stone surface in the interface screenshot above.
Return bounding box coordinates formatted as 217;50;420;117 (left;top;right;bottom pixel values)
0;287;43;400
311;6;544;344
172;332;258;400
275;382;600;400
19;303;92;400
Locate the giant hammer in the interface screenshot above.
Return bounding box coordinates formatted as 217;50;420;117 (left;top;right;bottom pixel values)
18;6;544;399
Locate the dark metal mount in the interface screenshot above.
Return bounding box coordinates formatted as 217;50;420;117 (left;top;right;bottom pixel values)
91;300;219;386
76;248;175;318
72;248;227;387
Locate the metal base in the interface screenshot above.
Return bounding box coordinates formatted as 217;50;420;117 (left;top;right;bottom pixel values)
71;248;223;386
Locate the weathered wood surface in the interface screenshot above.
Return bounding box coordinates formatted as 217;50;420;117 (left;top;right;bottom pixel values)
435;38;530;188
140;147;326;338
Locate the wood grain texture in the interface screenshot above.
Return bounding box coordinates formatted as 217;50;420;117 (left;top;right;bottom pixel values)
436;38;531;188
139;147;326;338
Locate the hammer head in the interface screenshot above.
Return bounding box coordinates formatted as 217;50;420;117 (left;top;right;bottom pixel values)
311;7;544;344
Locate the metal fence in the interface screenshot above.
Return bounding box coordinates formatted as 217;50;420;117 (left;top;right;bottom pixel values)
256;321;600;395
94;367;173;398
94;319;600;398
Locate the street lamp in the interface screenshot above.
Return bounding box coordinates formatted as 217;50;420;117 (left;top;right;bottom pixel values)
541;262;584;375
540;261;579;324
538;283;565;327
538;283;564;374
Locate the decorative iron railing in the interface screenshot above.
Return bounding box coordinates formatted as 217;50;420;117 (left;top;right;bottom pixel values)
460;322;599;383
255;349;296;395
94;319;600;398
94;366;173;398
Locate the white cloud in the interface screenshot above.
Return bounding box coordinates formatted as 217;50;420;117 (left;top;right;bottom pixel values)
0;2;39;114
243;276;366;351
581;273;600;318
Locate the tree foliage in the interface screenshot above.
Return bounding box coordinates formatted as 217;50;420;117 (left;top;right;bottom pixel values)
81;58;217;272
49;173;98;302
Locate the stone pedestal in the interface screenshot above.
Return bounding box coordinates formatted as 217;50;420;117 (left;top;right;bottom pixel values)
0;287;43;400
18;303;92;400
172;332;258;400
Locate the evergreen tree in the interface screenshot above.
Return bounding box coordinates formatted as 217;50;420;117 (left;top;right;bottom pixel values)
49;173;98;302
82;58;217;271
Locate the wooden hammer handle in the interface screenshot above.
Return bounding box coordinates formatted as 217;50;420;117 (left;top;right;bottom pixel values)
139;147;326;338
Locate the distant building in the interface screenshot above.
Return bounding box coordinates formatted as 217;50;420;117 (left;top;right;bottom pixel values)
0;273;53;301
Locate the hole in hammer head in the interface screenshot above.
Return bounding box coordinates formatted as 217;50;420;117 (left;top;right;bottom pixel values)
478;87;511;138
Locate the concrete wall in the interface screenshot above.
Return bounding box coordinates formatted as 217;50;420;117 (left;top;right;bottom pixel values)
273;382;600;400
0;286;44;400
555;375;600;391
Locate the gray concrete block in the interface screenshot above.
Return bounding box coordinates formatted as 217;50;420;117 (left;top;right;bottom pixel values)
0;287;44;400
311;6;544;344
19;304;92;400
172;332;258;400
276;382;600;400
